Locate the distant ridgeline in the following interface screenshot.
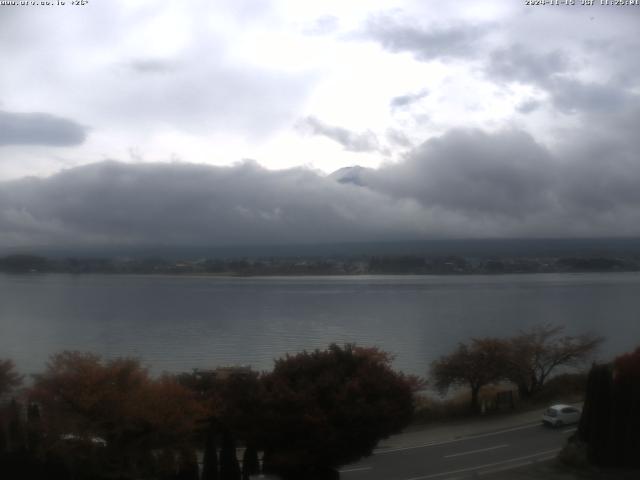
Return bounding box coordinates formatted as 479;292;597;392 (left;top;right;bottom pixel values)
1;249;639;276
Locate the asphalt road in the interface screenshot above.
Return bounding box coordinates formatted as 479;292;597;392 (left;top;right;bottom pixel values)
339;422;576;480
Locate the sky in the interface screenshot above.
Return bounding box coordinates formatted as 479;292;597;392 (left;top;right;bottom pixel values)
1;0;640;249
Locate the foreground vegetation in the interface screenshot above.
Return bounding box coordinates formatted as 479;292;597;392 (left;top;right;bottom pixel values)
429;324;602;413
0;345;418;480
559;346;640;471
1;325;625;478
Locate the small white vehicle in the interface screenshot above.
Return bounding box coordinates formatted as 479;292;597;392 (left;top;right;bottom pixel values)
542;404;581;427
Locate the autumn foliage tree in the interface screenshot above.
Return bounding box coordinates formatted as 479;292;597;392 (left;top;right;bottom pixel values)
177;367;264;479
505;324;602;399
431;326;602;410
431;338;509;412
30;351;205;479
259;344;419;479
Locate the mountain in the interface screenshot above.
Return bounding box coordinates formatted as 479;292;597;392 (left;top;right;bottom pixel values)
328;166;371;186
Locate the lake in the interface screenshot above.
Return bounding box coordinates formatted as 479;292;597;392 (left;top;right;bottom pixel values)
1;272;639;377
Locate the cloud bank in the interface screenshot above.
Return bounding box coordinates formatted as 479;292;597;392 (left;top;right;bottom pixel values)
4;112;640;249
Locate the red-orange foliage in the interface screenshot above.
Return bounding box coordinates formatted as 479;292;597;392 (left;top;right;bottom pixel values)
614;346;640;381
30;351;206;458
260;344;419;476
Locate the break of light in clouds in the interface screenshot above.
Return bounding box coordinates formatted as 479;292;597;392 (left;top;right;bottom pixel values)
1;0;640;248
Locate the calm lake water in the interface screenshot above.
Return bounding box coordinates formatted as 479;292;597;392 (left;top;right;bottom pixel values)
1;272;639;377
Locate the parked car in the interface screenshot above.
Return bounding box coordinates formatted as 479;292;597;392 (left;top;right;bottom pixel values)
542;404;581;427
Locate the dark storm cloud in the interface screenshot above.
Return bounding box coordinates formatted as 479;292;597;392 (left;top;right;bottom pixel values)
328;116;640;237
0;111;87;147
361;129;557;217
390;89;429;110
298;116;381;152
365;14;490;61
0;160;431;248
552;104;640;217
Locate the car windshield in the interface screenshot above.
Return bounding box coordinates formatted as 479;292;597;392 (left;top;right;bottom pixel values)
546;409;558;417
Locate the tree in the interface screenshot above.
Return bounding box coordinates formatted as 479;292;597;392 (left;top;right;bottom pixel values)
0;359;23;397
578;363;614;465
201;430;219;480
241;445;260;480
211;370;264;450
0;359;24;463
610;346;640;466
176;447;199;480
219;430;241;480
30;351;205;478
578;347;640;467
431;338;510;412
506;325;602;399
178;367;264;480
0;254;50;273
260;344;418;479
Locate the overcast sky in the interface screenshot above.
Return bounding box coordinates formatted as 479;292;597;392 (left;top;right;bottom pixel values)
1;0;640;248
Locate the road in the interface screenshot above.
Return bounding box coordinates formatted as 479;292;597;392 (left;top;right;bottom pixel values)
339;422;575;480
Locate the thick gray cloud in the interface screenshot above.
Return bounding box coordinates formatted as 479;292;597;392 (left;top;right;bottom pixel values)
298;116;381;152
0;110;87;147
328;119;640;238
359;129;557;217
548;79;633;114
486;45;569;86
485;43;638;114
366;14;639;117
365;14;490;61
5;114;640;249
516;99;541;115
0;160;431;248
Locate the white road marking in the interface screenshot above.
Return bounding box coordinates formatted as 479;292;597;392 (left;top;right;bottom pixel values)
478;454;558;476
339;466;372;473
375;422;540;455
443;444;508;459
402;448;561;480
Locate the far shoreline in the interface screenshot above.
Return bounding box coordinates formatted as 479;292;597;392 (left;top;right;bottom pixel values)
2;270;640;279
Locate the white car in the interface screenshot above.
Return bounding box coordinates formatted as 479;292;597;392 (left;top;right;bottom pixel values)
542;404;581;427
